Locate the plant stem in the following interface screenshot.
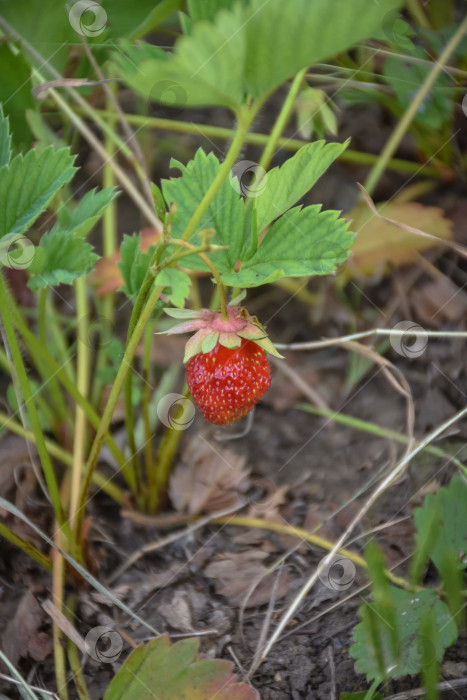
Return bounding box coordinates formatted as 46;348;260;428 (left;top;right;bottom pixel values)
52;526;69;700
142;319;156;492
258;67;307;171
364;14;467;195
0;272;67;530
65;595;92;700
91;109;442;177
69;278;90;536
75;283;164;539
0;520;51;571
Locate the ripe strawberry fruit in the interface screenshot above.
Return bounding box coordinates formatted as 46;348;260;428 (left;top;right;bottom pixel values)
163;304;283;425
186;338;271;425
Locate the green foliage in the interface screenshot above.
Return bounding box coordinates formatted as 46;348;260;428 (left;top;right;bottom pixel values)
115;0;403;111
0;46;34;148
220;206;353;287
118;233;157;299
0;106;12;168
350;587;457;682
103;635;258;700
155;268;191;307
0;145;76;240
253;140;348;232
27;230;98;290
162;149;244;272
55;187;119;238
414;475;467;573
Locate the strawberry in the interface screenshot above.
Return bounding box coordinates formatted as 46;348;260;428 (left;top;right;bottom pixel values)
186;338;271;425
162;304;283;425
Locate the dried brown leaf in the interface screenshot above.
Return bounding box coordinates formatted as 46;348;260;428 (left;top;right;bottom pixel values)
1;590;52;665
170;436;250;515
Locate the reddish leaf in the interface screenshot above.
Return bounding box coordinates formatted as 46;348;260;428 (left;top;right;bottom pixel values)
103;635;259;700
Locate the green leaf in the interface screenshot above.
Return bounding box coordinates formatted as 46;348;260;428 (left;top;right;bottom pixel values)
27;230;98;290
187;0;240;23
414;475;467;573
243;0;404;99
118;233;157;299
0;105;11;167
113;0;403;109
0;45;34;148
221;205;354;287
162;148;244;273
0;146;76;240
114;5;246;111
350;587;457;682
254;139;349;232
55;187;119;238
103;635;258;700
155;268;191;307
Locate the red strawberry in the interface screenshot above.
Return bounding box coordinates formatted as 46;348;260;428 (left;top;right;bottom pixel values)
186;338;271;425
162;304;283;425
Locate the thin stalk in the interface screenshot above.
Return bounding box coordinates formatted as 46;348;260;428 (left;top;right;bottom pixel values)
38;288;47;345
75;283;164;540
90;109;442;177
0;520;51;571
65;595;91;700
364;14;467;195
258;67;307;172
35;289;68;425
69;278;90;534
91;88;119;408
52;527;69;700
0;410;124;501
148;383;190;514
0;272;67;530
142;319;156;491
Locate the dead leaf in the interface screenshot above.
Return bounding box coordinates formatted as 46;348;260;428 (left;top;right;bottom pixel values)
343;201;453;282
412;276;467;327
170;436;250;515
1;590;52;666
205;551;290;607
